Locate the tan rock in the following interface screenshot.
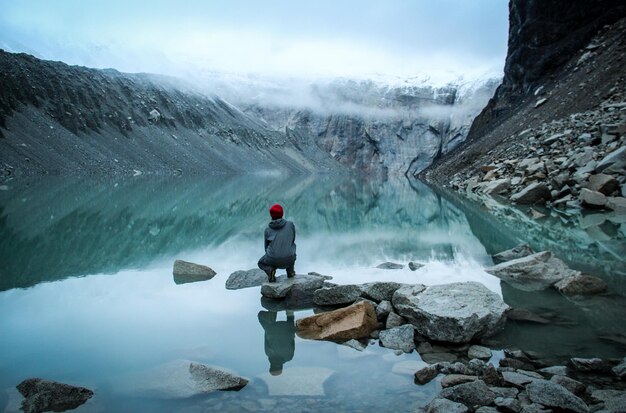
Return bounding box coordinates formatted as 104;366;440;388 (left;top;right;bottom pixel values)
554;274;608;295
296;301;378;342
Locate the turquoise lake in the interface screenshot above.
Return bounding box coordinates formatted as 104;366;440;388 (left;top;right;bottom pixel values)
0;175;625;412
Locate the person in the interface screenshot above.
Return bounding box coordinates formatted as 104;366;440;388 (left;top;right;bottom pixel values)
257;310;296;376
257;204;296;282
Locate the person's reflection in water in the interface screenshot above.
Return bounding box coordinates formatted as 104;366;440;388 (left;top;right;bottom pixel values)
258;310;296;376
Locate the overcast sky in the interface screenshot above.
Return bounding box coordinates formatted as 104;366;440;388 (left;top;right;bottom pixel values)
0;0;509;83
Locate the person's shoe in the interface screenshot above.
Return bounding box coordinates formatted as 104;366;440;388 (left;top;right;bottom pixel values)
287;269;296;278
268;268;277;283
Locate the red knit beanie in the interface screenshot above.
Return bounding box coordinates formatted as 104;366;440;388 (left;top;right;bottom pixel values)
269;204;283;220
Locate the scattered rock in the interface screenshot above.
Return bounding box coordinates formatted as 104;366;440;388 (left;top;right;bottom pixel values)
580;188;608;208
225;268;266;290
296;301;378;342
613;357;626;378
468;345;492;360
550;375;585;396
486;251;579;291
587;173;619;195
385;311;405;329
148;109;161;122
595;146;626;173
441;374;478;388
553;274;608;295
425;398;469;413
341;339;367;352
502;371;542;387
606;196;626;213
172;260;216;284
393;282;509;343
440;380;497;407
421;352;459;364
482;178;511;195
376;262;404;270
526;380;589;413
539;365;568;376
492;244;535;264
408;261;424;271
569;357;613;373
414;364;440;385
375;300;393;320
16;378;94;413
313;284;362;306
510;183;551;204
379;324;415;353
494;396;522;413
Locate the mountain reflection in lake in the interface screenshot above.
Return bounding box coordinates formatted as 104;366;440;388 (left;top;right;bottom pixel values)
0;175;624;412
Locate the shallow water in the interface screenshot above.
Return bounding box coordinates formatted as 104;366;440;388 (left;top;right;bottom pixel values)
0;175;624;412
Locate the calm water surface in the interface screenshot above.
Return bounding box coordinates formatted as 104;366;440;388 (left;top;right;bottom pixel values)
0;175;624;412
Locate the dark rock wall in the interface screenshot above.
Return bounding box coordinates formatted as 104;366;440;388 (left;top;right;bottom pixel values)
467;0;626;142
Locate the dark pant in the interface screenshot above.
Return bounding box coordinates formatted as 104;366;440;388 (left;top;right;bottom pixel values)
258;254;296;277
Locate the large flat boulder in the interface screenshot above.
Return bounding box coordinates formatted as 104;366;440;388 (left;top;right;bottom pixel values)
172;260;216;284
392;282;508;343
296;301;378;342
16;379;94;413
261;273;330;309
485;251;580;291
225;268;267;290
587;173;619;195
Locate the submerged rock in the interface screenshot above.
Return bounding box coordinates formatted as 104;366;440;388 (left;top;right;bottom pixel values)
16;378;94;413
392;282;508;343
225;268;267;290
115;360;248;399
486;251;579;291
296;301;378;341
376;262;404;270
553;274;608;295
492;244;535;264
257;366;334;396
172;260;216;284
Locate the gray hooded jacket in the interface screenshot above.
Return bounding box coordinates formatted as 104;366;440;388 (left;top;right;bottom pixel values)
264;219;296;261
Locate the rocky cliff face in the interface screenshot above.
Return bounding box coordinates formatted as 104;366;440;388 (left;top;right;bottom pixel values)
236;78;500;178
424;0;626;182
0;50;343;177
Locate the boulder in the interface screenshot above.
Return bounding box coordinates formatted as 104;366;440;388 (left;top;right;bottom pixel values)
172;260;216;284
225;268;267;290
553;274;607;295
386;311;405;329
441;374;478;388
375;300;393;320
494;397;522;413
261;273;330;309
595;146;626;173
580;188;607;209
550;375;585;396
376;262;404;270
482;178;511;195
510;183;551;204
425;398;469;413
539;365;568;376
607;196;626;213
587;174;619;195
408;261;424;271
313;284;362;306
526;380;589;413
360;281;405;302
569;357;613;373
590;389;626;412
148;109;161;122
379;325;415;353
613;357;626;378
296;301;378;342
492;244;535;264
440;380;497;407
502;371;542;387
467;345;492;360
414;364;440;385
16;379;94;413
392;282;509;343
485;251;579;291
